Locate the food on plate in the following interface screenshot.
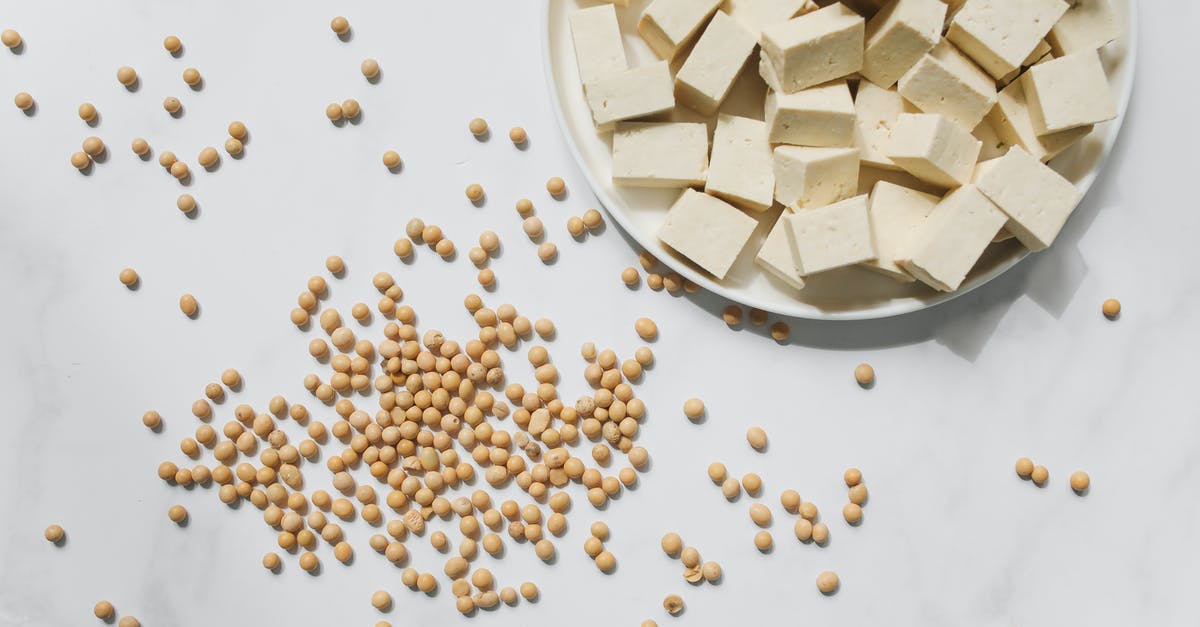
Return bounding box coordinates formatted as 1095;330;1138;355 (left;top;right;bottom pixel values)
564;0;1122;297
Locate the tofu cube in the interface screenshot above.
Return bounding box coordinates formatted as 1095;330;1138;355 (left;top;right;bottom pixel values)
760;4;865;94
987;76;1093;162
853;79;920;171
861;0;947;88
773;146;860;208
658;189;758;279
783;195;877;275
765;81;856;147
898;39;997;131
755;213;807;290
638;0;723;60
974;146;1082;251
1021;50;1117;136
860;181;940;281
568;5;629;86
584;62;676;129
897;184;1008;291
722;0;818;37
884;112;982;188
612;122;709;188
1047;0;1121;56
947;0;1069;80
675;11;758;116
706;114;775;212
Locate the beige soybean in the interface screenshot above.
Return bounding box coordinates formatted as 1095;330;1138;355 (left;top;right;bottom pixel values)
843;503;863;524
753;530;773;551
361;58;380;79
844;468;863;487
546;177;566;197
78;102;98;122
466;183;485;202
1015;457;1034;479
848;483;868;505
855;363;875;387
661;532;682;556
663;594;684;615
163;97;182;114
509;127;527;144
1102;298;1121;319
1031;465;1049;485
749;503;772;527
131;138;150;155
1070;471;1090;493
741;473;762;495
44;524;65;542
119;268;139;287
94;600;115;619
182;67;201;86
14;92;34;111
2;29;22;48
816;570;839;594
163;35;182;53
746;427;767;451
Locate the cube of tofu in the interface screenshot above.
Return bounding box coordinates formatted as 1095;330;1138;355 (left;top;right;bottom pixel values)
897;185;1008;291
974;146;1082;251
783;195;877;275
947;0;1069;80
853;79;919;171
760;4;865;94
638;0;723;60
706;114;775;212
675;12;758;116
722;0;817;37
612;122;709;188
860;181;940;281
584;62;676;129
658;189;758;279
569;5;629;86
773;146;860;208
765;81;856;147
861;0;946;88
884;113;982;188
987;76;1093;162
1021;50;1116;136
898;39;997;131
1047;0;1121;56
755;213;806;290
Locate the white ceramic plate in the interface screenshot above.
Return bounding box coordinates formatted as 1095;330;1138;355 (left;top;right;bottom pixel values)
544;1;1136;320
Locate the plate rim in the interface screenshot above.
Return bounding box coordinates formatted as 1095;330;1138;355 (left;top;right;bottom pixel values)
541;0;1138;321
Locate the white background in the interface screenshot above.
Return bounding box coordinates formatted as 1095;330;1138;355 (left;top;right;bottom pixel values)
2;2;1198;626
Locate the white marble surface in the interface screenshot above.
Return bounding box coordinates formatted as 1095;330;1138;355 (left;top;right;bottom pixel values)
0;2;1196;626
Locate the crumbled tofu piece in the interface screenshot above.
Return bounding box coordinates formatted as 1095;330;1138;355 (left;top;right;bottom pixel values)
859;181;940;281
972;118;1008;162
884;113;982;188
658;189;758;279
765;81;856;147
861;0;946;88
584;62;676;129
1021;50;1116;136
760;4;865;94
569;5;629;86
1047;0;1120;56
755;212;806;290
853;79;919;171
676;11;758;116
987;76;1092;162
897;184;1007;291
612;122;710;188
638;0;724;60
783;194;877;275
722;0;817;37
947;0;1069;80
974;146;1082;251
898;39;997;131
706;114;775;212
773;146;860;208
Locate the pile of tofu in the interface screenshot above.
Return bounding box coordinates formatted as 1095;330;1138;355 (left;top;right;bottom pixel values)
568;0;1121;293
